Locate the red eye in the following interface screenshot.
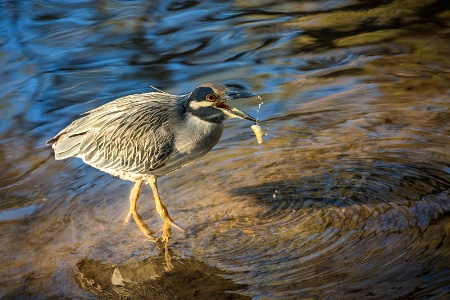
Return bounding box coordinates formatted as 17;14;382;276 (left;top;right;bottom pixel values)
206;94;217;102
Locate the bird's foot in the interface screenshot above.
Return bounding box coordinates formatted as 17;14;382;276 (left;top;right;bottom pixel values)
169;220;185;232
132;212;158;242
123;210;133;224
155;203;185;232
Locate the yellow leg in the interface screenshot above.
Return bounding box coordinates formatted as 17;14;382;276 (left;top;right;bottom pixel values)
124;179;142;223
148;175;185;232
132;211;157;242
161;221;174;271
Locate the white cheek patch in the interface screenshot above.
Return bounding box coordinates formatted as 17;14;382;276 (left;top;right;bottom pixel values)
189;101;214;109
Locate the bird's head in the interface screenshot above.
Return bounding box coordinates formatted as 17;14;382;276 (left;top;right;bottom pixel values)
186;83;257;123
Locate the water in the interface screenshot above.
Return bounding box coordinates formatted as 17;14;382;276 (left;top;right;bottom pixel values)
1;0;450;299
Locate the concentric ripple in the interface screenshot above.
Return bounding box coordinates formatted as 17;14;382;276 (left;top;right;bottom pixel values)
181;157;449;298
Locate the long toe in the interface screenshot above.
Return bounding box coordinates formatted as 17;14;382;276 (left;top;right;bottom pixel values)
123;211;133;224
169;220;185;232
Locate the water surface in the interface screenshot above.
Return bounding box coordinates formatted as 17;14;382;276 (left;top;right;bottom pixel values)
1;0;449;299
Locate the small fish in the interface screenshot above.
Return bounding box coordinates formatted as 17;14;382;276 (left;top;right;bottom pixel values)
251;124;263;144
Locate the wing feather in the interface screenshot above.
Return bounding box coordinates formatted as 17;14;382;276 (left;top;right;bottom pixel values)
47;92;183;175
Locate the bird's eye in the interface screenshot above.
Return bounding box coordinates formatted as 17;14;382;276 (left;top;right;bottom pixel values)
205;94;217;102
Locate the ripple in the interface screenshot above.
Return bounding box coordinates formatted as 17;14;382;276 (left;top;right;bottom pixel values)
180;155;450;298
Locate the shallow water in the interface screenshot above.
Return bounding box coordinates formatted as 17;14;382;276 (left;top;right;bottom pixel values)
1;0;450;299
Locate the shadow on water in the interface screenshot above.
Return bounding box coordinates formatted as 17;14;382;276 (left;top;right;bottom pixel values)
71;218;249;299
75;254;249;300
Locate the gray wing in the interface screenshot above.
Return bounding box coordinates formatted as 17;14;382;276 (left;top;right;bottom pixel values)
47;92;183;175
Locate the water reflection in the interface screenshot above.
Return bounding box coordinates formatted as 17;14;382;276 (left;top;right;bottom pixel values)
1;0;449;299
76;251;249;299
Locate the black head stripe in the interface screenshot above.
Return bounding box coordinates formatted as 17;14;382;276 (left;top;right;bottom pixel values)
189;86;215;101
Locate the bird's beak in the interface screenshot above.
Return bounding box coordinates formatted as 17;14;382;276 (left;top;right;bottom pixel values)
215;90;257;122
